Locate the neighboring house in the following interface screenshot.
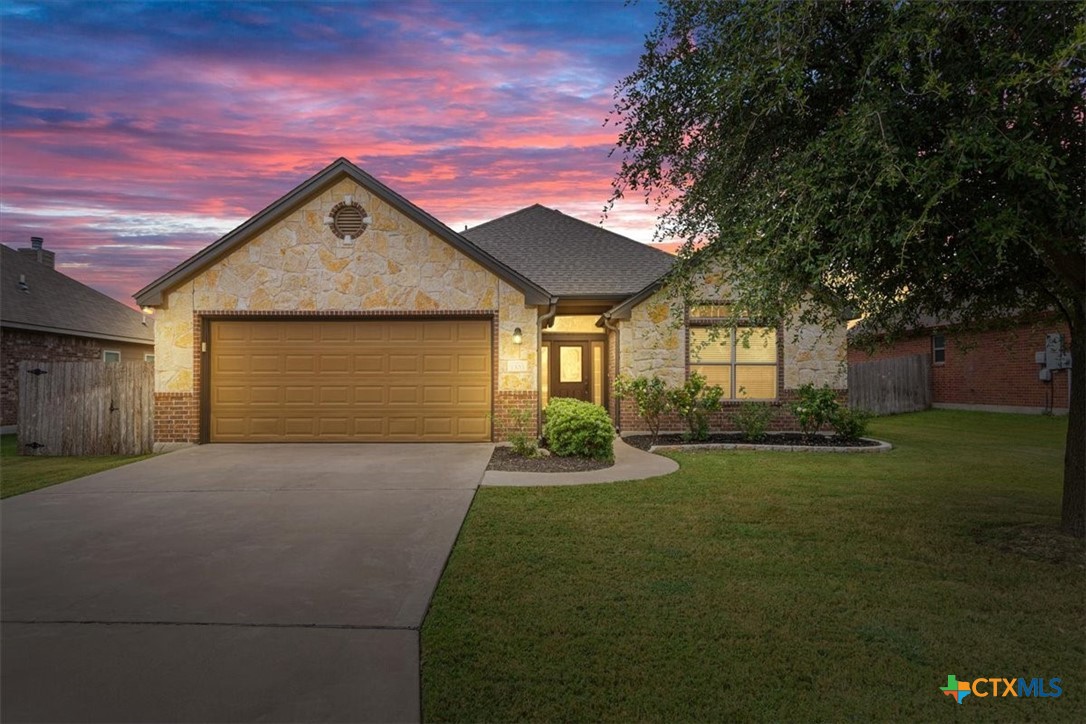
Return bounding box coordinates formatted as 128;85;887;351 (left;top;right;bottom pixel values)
1;240;155;430
848;315;1072;414
135;158;845;444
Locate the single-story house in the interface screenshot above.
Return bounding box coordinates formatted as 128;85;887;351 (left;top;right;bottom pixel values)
848;315;1072;415
1;239;155;431
135;158;845;444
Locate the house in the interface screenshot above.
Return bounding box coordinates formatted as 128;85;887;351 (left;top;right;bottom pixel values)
848;315;1072;415
1;240;155;431
135;158;846;444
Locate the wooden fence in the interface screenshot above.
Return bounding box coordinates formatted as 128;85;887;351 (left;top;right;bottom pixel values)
17;360;154;456
848;354;932;415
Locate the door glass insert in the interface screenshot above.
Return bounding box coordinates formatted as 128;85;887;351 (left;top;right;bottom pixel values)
559;346;582;382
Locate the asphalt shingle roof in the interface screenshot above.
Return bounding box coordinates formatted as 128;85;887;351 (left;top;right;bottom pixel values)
1;244;153;344
462;204;674;298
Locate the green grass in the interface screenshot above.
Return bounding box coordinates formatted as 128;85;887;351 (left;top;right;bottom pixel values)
422;410;1084;722
0;434;155;498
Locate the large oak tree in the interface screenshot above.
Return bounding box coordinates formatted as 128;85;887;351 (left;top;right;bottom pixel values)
611;0;1085;535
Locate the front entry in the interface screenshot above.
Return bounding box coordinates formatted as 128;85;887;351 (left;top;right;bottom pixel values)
548;341;592;402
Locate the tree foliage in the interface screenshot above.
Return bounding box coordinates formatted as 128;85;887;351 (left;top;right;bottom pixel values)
612;0;1085;534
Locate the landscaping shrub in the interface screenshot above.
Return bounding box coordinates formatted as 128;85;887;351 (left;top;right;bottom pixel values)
667;372;724;442
543;398;614;461
613;374;670;447
507;406;539;458
790;383;840;436
830;407;871;441
731;400;776;441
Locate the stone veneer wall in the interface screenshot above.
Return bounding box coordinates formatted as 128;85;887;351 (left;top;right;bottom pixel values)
615;287;848;434
152;176;538;442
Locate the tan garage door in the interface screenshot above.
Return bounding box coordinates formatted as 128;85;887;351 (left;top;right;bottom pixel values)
209;319;491;442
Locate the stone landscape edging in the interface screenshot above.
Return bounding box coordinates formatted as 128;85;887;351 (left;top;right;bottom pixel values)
648;437;892;454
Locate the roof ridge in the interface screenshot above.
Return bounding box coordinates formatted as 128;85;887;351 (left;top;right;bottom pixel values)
464;203;548;234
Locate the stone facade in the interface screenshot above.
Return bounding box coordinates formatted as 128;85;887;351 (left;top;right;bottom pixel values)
614;285;848;434
1;328;152;427
151;176;537;442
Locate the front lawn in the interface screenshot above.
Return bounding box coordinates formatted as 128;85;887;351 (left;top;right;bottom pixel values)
0;434;155;498
422;410;1083;722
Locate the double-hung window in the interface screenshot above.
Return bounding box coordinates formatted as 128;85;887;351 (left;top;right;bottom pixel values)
687;305;779;400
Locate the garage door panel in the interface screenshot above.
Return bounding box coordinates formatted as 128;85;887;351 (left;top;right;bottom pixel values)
457;354;488;373
210;319;491;442
354;354;384;373
388;355;419;373
353;386;385;404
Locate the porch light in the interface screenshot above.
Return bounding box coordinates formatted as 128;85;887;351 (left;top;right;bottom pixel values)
141;307;154;315
513;327;523;344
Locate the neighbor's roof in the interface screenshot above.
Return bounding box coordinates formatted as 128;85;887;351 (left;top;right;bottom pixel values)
462;204;675;298
1;244;153;345
134;158;551;307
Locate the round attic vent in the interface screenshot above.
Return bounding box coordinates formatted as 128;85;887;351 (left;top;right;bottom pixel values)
327;200;369;240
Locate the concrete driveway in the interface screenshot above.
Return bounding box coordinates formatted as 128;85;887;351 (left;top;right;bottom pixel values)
1;443;493;723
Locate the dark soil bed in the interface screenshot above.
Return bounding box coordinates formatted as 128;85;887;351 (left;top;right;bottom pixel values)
623;432;881;451
487;446;613;473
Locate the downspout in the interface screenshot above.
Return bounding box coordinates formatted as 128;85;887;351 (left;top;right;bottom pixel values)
603;312;621;433
537;300;558;435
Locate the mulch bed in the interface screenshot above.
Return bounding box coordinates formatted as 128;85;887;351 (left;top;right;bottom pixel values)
486;446;613;473
623;432;881;451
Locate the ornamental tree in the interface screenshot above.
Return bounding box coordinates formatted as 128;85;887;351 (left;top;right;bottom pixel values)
611;0;1085;535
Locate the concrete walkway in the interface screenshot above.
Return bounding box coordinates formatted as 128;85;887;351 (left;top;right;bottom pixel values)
2;443;494;723
482;438;678;487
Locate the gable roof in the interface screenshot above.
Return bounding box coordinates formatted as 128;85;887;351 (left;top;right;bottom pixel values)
1;244;153;345
462;204;674;298
134;158;551;307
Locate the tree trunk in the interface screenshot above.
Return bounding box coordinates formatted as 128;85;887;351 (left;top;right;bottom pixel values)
1061;300;1085;538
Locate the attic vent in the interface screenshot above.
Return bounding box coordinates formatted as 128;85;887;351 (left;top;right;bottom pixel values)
325;199;371;243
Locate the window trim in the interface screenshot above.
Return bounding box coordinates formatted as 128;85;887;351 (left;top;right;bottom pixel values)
102;349;121;363
932;334;946;365
686;305;781;401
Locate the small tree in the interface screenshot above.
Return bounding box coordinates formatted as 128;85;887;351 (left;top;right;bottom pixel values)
613;374;671;447
668;371;724;442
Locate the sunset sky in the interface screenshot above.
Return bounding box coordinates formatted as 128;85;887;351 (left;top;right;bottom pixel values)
1;0;670;307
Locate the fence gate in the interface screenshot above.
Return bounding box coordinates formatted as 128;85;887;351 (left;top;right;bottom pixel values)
17;360;153;456
847;354;932;415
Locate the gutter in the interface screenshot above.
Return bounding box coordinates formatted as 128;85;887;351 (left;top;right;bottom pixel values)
602;312;621;432
536;300;559;434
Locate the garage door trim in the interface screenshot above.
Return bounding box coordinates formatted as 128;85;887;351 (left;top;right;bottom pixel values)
197;312;497;443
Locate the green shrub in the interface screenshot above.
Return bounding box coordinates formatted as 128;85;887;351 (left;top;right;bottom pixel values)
667;372;724;442
790;383;840;436
731;400;776;441
507;406;539;457
543;398;615;461
613;374;670;447
830;407;871;441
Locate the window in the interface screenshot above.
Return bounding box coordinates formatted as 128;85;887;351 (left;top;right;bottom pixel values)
144;353;156;363
103;350;121;363
932;334;946;364
688;326;778;400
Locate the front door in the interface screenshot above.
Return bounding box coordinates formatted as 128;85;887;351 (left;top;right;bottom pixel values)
549;341;591;402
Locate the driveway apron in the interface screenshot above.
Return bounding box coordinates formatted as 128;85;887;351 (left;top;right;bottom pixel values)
1;443;492;723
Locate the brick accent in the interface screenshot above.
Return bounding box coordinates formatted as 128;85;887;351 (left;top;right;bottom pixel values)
2;328;150;426
848;318;1072;411
618;387;848;434
494;391;539;442
153;392;198;442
